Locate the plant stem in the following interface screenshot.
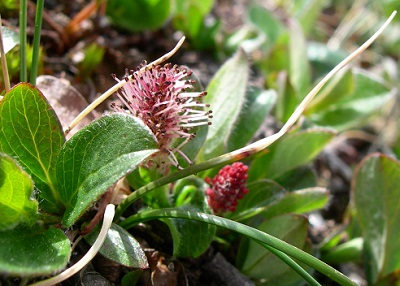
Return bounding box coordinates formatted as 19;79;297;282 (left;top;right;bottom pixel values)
19;0;28;82
263;243;322;286
114;11;396;221
120;209;357;286
114;147;254;220
0;14;11;92
30;0;44;85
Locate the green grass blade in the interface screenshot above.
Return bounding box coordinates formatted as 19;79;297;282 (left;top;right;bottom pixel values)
30;0;44;85
120;209;357;286
19;0;27;82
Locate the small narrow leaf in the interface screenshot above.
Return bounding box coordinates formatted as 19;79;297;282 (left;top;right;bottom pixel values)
163;206;216;258
0;153;38;230
166;179;215;257
57;113;158;227
199;49;249;160
230;180;285;221
85;223;148;268
261;188;329;219
0;83;65;213
228;88;276;151
289;19;310;97
0;227;70;276
353;154;400;283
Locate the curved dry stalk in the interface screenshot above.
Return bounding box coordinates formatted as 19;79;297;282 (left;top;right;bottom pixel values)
28;204;115;286
0;14;11;93
235;10;397;158
64;36;186;135
115;11;397;220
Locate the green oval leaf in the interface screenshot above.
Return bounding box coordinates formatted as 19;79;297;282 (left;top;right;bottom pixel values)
309;71;393;131
249;128;336;181
0;83;65;213
198;49;249;160
57;113;158;227
261;187;329;219
353;154;400;283
85;223;148;268
228;88;277;151
230;179;285;221
0;153;38;230
0;227;70;276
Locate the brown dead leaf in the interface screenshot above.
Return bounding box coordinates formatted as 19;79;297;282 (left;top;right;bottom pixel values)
36;75;99;139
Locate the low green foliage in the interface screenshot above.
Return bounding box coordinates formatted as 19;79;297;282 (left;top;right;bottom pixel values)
1;1;400;285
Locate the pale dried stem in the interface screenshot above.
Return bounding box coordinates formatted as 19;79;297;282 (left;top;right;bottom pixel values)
64;36;186;135
230;11;396;158
28;204;115;286
0;14;11;93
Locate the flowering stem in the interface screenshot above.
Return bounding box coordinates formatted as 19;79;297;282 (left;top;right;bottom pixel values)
114;11;396;221
64;36;186;135
119;209;355;286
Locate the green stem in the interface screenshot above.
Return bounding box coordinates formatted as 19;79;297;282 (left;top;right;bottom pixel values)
262;244;321;286
114;149;252;221
30;0;44;85
19;0;28;82
120;209;357;286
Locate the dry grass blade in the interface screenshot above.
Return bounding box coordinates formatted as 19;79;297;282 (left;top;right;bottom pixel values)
64;36;186;135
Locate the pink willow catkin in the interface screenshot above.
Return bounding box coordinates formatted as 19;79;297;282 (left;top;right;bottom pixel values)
112;63;212;172
206;162;249;214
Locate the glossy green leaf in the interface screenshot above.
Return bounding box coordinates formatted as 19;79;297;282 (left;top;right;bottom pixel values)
1;26;19;54
237;214;309;285
0;227;70;276
0;83;65;213
56;113;158;227
230;179;285;221
305;68;354;115
165;180;215;257
322;237;363;264
353;154;400;283
249;128;336;181
274;166;317;191
122;270;142;286
0;153;37;230
228;88;276;151
173;0;213;37
163;206;216;258
307;42;348;76
106;0;171;32
309;71;393;131
198;49;249;160
261;188;329;219
85;223;148;268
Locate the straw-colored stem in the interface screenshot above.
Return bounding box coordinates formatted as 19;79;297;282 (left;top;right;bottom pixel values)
114;11;397;220
64;36;186;135
0;15;10;92
28;205;115;286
